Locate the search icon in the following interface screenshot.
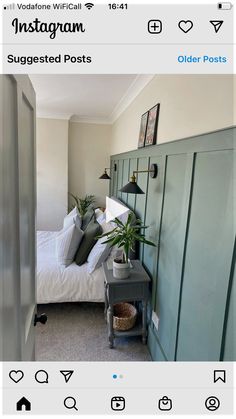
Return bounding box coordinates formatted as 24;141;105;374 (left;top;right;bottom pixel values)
64;397;78;411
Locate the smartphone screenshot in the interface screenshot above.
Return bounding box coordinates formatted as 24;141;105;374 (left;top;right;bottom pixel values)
0;0;235;416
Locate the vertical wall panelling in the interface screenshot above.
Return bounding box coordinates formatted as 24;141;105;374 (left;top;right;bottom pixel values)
221;239;235;361
109;167;112;196
143;156;165;281
127;158;138;211
110;159;118;197
148;326;168;361
144;155;167;362
121;159;130;204
154;153;194;361
135;157;149;261
174;153;196;360
117;160;124;200
110;128;235;361
176;150;234;361
220;237;236;361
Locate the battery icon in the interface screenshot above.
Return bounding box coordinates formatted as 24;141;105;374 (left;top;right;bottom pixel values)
218;2;233;9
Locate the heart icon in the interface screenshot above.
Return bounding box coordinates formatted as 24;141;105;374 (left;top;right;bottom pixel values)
178;20;193;33
9;370;24;383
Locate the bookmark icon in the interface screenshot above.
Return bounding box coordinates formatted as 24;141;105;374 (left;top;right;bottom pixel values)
214;370;226;383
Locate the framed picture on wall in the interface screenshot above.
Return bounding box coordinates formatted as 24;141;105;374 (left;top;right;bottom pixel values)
138;111;148;148
145;103;160;146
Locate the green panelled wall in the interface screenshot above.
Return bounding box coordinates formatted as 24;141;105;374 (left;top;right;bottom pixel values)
222;240;235;361
110;127;235;361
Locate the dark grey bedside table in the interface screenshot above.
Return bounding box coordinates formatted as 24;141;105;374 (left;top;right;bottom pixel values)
102;260;151;348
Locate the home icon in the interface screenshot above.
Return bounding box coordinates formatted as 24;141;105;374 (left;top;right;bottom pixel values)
16;397;31;411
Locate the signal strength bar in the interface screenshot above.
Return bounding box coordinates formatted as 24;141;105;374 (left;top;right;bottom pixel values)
3;3;15;10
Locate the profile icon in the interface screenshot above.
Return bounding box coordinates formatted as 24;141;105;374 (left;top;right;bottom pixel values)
205;396;220;411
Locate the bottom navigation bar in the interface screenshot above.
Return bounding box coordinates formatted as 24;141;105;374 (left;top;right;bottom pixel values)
2;362;234;415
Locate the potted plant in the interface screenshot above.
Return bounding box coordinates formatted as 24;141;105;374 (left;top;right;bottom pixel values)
69;193;96;216
99;213;156;279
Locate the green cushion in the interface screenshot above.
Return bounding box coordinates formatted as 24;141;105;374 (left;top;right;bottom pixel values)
75;219;102;266
81;206;95;230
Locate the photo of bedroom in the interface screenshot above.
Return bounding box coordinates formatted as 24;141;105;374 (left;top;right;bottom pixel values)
0;74;235;363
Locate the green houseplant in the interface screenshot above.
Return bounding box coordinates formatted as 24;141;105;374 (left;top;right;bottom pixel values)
69;194;96;216
99;213;156;279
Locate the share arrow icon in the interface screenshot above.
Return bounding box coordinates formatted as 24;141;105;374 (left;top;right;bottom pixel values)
210;20;224;33
60;370;74;383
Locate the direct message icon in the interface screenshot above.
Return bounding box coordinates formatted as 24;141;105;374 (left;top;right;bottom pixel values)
60;370;74;383
210;20;224;33
158;396;172;411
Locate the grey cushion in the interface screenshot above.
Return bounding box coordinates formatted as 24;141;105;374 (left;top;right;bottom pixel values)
75;219;102;266
81;205;95;230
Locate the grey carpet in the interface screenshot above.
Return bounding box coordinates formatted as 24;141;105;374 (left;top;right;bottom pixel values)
36;302;151;361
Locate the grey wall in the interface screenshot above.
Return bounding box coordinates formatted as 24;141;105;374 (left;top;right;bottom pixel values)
110;127;235;361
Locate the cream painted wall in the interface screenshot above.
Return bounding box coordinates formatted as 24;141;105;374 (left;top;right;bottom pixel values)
68;122;111;208
36;75;234;226
36;118;68;231
110;75;234;155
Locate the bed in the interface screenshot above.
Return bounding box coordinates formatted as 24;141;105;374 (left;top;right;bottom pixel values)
36;197;131;304
37;230;106;304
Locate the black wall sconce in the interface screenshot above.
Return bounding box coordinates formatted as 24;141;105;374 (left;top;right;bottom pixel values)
99;163;117;180
119;163;158;194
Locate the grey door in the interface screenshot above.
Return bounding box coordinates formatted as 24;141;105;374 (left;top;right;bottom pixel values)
0;75;36;361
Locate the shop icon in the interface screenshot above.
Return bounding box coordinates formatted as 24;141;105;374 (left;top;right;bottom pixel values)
158;396;172;411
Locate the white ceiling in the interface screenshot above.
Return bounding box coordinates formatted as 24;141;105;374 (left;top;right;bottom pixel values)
29;74;154;124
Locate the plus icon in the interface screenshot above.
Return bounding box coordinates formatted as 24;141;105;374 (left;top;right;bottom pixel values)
148;20;162;34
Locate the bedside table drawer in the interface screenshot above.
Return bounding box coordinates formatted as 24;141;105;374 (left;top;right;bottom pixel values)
108;283;150;304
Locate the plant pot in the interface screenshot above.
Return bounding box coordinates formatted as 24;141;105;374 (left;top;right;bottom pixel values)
113;259;130;279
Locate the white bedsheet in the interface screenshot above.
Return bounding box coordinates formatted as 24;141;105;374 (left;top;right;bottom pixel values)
37;231;105;304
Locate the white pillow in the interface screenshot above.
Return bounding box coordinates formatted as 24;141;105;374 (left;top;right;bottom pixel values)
87;221;113;274
56;223;84;267
63;207;82;229
95;208;104;218
68;206;77;217
95;208;105;225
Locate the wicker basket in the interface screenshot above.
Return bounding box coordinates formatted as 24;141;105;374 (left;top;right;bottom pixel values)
113;303;137;331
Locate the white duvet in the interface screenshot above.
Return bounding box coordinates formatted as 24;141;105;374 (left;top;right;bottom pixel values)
37;231;105;304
